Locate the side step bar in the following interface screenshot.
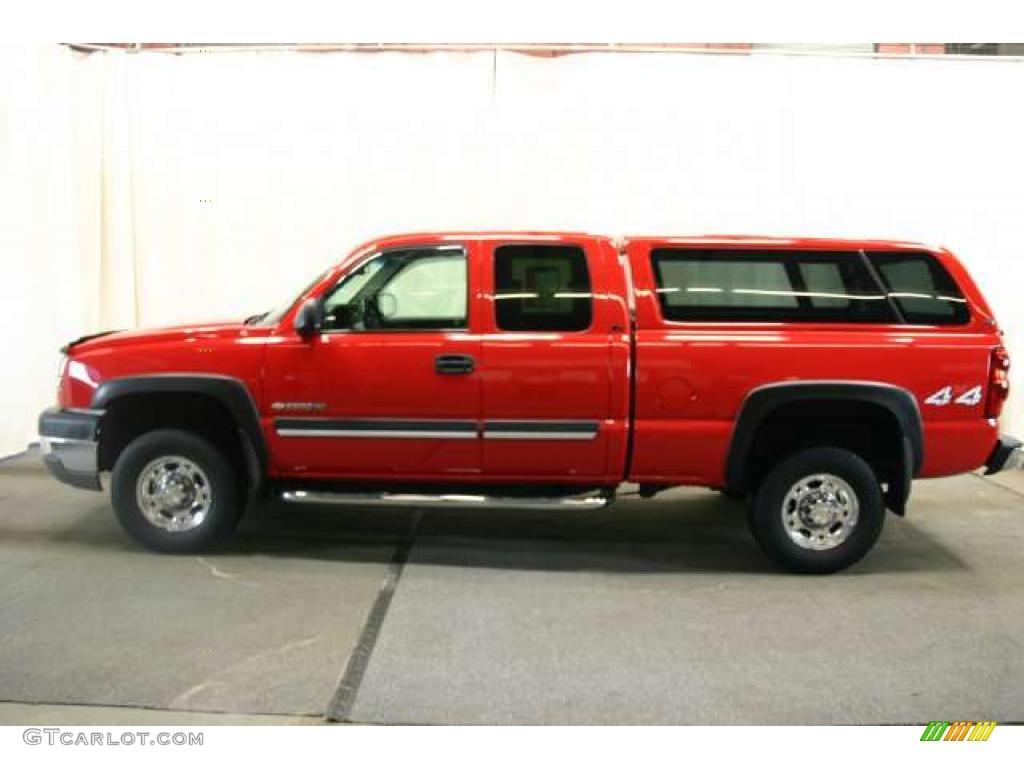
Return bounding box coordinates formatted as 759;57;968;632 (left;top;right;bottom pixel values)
280;488;612;511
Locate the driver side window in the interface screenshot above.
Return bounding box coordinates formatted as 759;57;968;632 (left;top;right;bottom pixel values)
321;246;468;332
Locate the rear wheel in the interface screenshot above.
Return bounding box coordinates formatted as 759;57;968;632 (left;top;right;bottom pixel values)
111;429;244;552
748;447;885;574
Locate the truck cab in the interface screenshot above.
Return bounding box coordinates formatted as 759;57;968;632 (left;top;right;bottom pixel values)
264;233;630;485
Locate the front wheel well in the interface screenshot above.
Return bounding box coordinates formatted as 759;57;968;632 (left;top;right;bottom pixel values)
98;392;247;490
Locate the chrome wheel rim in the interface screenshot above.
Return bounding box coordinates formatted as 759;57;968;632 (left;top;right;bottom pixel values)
135;455;212;532
781;473;859;551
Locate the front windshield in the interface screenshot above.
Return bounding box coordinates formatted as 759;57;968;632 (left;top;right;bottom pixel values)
247;268;331;326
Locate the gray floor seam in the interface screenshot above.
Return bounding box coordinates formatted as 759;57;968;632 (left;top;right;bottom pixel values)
0;696;319;719
0;449;32;464
976;471;1024;500
324;509;422;722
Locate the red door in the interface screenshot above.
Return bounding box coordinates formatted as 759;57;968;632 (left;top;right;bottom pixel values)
263;242;482;480
476;237;630;485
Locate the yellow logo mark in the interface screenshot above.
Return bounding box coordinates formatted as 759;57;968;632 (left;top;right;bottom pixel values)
967;722;997;741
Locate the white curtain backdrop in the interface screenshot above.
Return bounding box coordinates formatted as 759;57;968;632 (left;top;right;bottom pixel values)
3;44;1024;455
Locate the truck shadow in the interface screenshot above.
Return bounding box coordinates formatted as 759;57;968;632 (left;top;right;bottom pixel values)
223;490;969;575
1;451;968;575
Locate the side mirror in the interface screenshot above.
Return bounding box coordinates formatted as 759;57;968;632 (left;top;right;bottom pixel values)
293;298;323;338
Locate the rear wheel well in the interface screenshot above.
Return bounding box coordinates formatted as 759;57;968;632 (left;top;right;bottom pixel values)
738;399;904;494
98;393;247;490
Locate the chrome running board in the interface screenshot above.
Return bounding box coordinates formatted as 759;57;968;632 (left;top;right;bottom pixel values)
279;488;611;511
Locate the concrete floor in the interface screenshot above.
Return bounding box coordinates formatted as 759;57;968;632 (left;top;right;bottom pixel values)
1;450;1022;725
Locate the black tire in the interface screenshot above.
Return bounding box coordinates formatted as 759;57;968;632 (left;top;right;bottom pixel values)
748;447;885;574
110;429;244;552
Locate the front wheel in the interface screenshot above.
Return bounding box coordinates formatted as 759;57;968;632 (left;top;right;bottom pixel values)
111;429;244;552
748;447;885;574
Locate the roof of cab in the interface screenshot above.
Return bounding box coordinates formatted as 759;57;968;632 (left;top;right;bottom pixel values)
356;231;607;250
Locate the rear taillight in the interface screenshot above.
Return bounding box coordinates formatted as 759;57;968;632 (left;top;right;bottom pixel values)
985;345;1011;419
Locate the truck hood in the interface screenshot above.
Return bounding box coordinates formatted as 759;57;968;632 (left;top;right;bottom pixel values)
67;320;257;353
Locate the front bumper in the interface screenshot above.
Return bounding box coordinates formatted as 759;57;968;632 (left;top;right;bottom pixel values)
38;407;104;491
984;435;1024;475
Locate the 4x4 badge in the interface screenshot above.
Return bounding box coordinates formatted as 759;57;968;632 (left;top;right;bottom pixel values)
924;385;983;407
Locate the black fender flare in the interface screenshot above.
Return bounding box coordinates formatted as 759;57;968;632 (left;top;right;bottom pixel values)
91;374;267;489
724;381;923;512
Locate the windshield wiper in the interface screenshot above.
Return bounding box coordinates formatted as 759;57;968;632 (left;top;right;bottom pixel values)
243;311;269;325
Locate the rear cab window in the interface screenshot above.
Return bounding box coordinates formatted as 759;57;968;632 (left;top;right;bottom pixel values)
493;244;593;331
649;247;970;325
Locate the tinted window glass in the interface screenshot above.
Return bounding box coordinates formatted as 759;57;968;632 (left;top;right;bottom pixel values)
650;249;897;322
799;262;850;308
868;252;970;325
494;245;592;331
322;247;467;331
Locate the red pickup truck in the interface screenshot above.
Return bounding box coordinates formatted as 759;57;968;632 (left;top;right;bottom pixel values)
39;232;1021;573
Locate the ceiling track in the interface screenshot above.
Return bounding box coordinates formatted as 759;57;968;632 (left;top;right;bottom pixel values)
62;43;1024;62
